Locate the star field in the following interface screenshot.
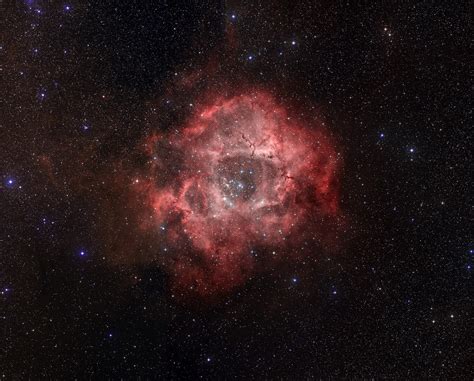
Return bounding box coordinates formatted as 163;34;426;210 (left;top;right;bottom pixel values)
1;1;472;378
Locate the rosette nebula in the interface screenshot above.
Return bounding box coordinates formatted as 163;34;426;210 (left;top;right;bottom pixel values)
139;91;342;298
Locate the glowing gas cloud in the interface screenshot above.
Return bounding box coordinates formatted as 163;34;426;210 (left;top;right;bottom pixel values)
135;91;342;298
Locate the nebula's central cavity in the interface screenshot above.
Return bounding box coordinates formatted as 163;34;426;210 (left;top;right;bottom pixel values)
139;91;341;298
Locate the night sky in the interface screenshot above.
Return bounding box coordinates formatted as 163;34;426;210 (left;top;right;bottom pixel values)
2;1;472;378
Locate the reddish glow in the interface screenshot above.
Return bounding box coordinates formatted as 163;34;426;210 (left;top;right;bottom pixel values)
137;91;342;299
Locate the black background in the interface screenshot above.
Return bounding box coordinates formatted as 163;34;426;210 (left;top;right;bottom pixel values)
2;1;472;378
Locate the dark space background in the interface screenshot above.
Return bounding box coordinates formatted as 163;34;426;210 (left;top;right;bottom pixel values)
1;0;472;378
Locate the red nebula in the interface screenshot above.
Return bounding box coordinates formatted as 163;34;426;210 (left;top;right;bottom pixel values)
137;91;342;299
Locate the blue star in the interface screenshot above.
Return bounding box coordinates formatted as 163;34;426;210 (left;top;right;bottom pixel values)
5;178;16;188
38;90;46;101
